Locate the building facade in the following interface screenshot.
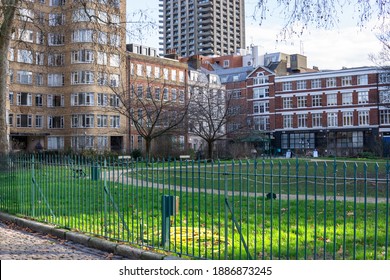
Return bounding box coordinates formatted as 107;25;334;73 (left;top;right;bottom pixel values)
159;0;245;57
273;67;388;157
7;0;128;153
127;44;189;158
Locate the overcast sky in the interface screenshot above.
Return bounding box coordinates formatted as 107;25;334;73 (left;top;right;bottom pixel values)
128;0;384;70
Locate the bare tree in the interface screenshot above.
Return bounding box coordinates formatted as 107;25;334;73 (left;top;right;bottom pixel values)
187;71;232;159
110;58;189;160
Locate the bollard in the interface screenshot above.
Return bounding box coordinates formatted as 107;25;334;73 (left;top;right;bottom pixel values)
161;195;179;247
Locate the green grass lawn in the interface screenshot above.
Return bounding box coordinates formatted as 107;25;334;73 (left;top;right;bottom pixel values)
0;157;389;260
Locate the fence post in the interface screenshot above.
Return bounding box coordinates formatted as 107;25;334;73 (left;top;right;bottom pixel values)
31;155;35;217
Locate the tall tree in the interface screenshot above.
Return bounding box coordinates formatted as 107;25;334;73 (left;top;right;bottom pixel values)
110;58;189;160
187;70;231;159
0;0;20;155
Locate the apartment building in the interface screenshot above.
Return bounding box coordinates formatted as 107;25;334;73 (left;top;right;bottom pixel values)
159;0;245;57
126;44;189;157
7;0;127;153
273;67;388;157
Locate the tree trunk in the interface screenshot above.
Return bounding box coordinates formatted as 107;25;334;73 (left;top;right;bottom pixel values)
207;140;214;160
0;3;19;157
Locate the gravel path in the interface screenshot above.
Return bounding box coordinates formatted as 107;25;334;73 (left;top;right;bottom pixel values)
0;220;126;260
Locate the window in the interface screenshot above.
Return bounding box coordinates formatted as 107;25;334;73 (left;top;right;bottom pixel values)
48;33;65;45
343;111;354;126
9;92;14;105
312;113;322;127
71;71;94;85
49;13;65;26
97;136;108;150
110;115;120;128
253;101;269;114
97;72;107;86
171;70;176;81
327;112;338;127
47;136;64;150
254;116;270;131
72;136;94;150
327;93;337;106
17;49;33;64
17;71;33;84
380;109;390;124
97;31;107;44
297;96;307;108
283;115;293;128
35;115;43;128
36;31;44;45
97;115;108;127
47;73;64;86
97;11;108;24
342;92;353;105
16;114;32;127
137;85;143;98
17;92;32;106
297;114;308;128
326;77;337;88
72;50;94;63
297;80;306;90
358;91;369;104
137;64;143;76
163;68;169;80
312;95;322;107
155;67;160;78
71;92;95;106
19;8;34;22
358;111;369;126
49;0;65;6
179;71;185;82
253;87;269;99
35;73;44;86
163;88;169;100
110;34;120;47
155;88;160;100
72;114;94;128
311;79;321;89
72;8;95;22
35;94;43;106
72;29;93;43
110;74;120;87
282;81;292;91
48;53;65;66
146;65;152;77
379;73;390;84
341;76;352;86
97;52;107;65
357;74;368;85
253;73;269;85
47;95;64;107
8;114;13;127
36;52;44;65
379;91;390;103
283;97;293;109
171;89;177;102
223;60;230;68
110;95;120;107
97;93;108;106
19;29;33;42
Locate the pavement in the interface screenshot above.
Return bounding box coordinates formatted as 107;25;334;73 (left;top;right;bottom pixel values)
0;212;172;260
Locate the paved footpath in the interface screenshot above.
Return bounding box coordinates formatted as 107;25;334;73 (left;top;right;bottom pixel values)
0;220;129;260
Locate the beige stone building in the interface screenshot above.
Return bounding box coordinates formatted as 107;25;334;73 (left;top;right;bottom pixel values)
7;0;128;153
